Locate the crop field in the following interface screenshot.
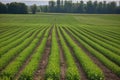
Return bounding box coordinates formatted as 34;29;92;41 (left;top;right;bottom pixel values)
0;14;120;80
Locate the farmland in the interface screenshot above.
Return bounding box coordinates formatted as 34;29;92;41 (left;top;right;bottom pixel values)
0;14;120;80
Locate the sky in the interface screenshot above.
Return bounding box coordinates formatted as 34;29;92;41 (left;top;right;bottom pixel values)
0;0;120;5
0;0;119;1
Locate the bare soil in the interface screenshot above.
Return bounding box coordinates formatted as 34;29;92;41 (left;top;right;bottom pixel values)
33;27;52;80
56;28;66;80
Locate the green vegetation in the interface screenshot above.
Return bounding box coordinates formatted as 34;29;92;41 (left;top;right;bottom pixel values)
0;28;47;79
0;14;120;80
60;27;104;80
19;28;49;80
66;27;120;66
57;27;80;80
45;27;60;80
64;26;120;77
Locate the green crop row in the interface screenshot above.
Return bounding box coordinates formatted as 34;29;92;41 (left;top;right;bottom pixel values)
0;28;21;39
88;27;120;40
80;26;120;48
0;29;42;70
68;27;120;66
0;27;44;57
0;28;47;80
0;29;13;37
90;29;120;44
64;26;120;77
71;26;120;56
0;29;22;43
57;27;80;80
105;29;120;36
19;27;50;80
79;27;120;49
0;28;36;57
60;27;104;80
0;27;45;48
45;27;60;80
0;28;32;48
96;30;120;41
79;28;120;56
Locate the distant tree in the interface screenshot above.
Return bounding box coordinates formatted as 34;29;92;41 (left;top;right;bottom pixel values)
97;2;103;14
39;6;42;12
63;0;67;12
1;0;119;14
7;2;27;14
46;0;120;14
93;1;98;13
31;4;37;14
41;5;48;12
72;2;79;13
49;0;55;12
27;6;31;12
64;0;72;13
18;3;28;14
0;2;7;13
78;1;84;13
107;2;117;14
103;1;107;13
61;0;64;6
60;0;64;12
56;0;61;12
36;6;41;12
86;1;93;13
116;2;120;14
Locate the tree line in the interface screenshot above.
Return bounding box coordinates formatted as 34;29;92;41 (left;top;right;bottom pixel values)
0;2;27;14
41;0;120;14
0;0;120;14
0;2;38;14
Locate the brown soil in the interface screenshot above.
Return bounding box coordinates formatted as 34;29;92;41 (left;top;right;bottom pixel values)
56;28;66;80
33;27;52;80
0;31;36;72
64;27;120;80
59;27;88;80
14;29;46;80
